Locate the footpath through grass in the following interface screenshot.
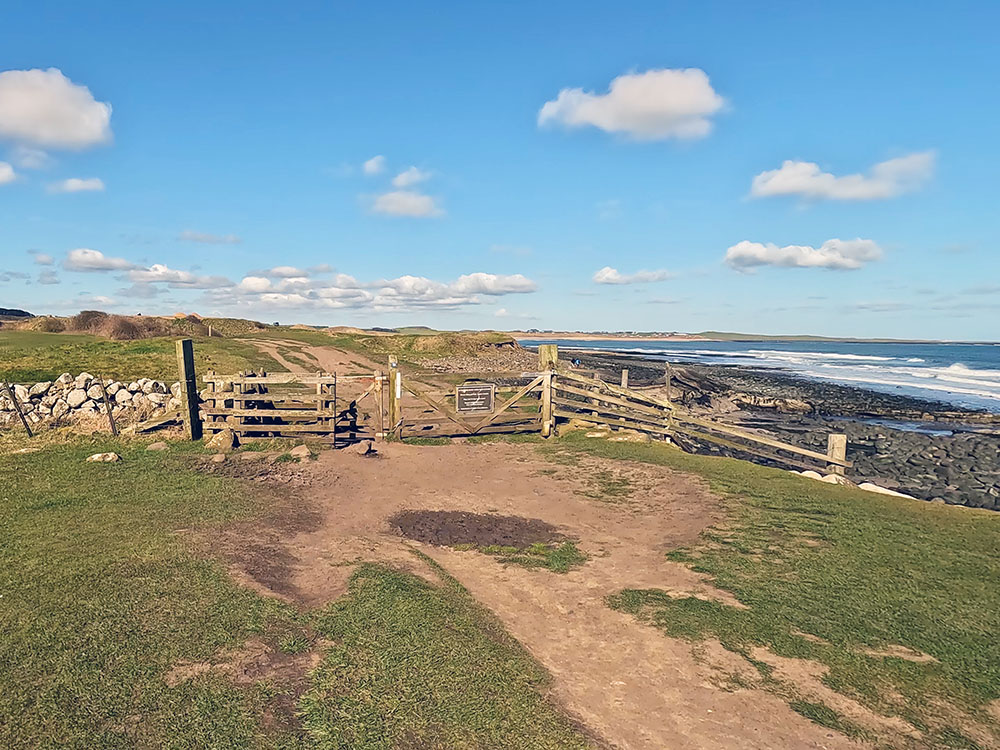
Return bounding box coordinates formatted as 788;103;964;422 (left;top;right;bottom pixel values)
1;434;593;749
548;433;1000;748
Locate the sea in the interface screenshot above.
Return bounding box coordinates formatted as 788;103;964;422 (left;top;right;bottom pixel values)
519;339;1000;413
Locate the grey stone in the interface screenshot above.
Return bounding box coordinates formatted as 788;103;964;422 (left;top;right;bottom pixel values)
127;382;140;393
51;400;70;419
106;382;122;396
74;372;94;388
56;372;74;385
210;453;227;463
146;441;169;451
205;428;238;452
29;381;52;397
115;389;133;405
348;440;374;456
13;384;29;401
289;444;312;459
85;452;120;463
146;393;169;406
66;388;89;408
87;384;105;401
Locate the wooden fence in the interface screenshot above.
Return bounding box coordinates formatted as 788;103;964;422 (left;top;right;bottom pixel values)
170;339;849;474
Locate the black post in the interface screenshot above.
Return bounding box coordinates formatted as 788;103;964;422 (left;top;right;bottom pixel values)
175;339;202;440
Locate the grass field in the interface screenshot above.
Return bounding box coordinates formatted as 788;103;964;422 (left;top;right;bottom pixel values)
0;330;280;382
547;433;1000;748
0;434;592;749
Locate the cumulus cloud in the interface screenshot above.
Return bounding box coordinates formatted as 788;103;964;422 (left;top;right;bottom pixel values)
215;271;537;313
64;248;140;272
0;270;30;282
0;161;15;184
178;230;241;244
750;151;935;201
29;250;54;265
0;68;112;149
724;238;883;271
362;155;386;175
372;190;443;217
538;68;725;140
48;177;105;193
37;270;59;285
593;266;673;285
126;263;231;289
391;166;431;188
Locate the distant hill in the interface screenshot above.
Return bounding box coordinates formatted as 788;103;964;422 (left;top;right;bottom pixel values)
0;308;33;320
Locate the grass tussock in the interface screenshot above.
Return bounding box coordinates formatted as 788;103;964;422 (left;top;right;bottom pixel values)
551;432;1000;748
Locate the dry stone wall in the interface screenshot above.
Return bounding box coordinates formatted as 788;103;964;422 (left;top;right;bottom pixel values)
1;372;182;427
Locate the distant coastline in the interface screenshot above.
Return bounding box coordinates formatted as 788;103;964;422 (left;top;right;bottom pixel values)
511;330;998;345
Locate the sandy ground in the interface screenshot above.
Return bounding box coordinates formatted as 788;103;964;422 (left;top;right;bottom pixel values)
242;337;384;375
211;440;864;749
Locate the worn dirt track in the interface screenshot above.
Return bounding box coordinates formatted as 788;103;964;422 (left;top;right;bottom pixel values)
212;441;862;750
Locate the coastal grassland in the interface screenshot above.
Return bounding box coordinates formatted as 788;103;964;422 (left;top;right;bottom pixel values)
0;434;592;748
545;433;1000;748
0;329;280;382
301;560;591;748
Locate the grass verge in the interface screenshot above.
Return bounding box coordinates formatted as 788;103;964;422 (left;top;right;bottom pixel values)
549;432;1000;748
456;541;588;573
301;559;592;749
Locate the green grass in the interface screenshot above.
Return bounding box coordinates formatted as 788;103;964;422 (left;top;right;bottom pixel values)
0;436;307;749
300;560;592;749
456;541;588;573
0;330;281;382
1;435;592;748
550;433;1000;747
401;435;453;446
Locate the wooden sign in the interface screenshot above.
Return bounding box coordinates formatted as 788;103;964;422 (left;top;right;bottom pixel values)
456;383;495;413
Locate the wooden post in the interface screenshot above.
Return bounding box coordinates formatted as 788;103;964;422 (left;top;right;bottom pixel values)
175;338;202;440
541;371;553;437
827;433;847;475
375;370;385;439
3;381;33;438
97;375;118;436
538;344;558;372
620;369;629;388
387;355;400;432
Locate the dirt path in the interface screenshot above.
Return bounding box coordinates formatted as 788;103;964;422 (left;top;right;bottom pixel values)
241;337;383;375
213;442;862;749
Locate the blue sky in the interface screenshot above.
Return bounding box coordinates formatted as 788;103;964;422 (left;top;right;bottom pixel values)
1;1;998;339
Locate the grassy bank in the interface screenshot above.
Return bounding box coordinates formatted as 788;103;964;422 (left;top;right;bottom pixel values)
0;330;280;382
547;433;1000;748
0;434;591;748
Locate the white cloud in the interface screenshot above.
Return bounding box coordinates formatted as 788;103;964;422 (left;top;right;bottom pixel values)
29;250;54;265
126;263;231;289
391;166;431;188
362;155;386;175
178;230;241;244
750;151;935;201
37;270;59;285
0;161;14;184
451;272;537;294
0;68;112;149
724;238;883;271
64;248;139;272
593;266;673;285
10;145;50;168
372;190;443;217
217;270;537;312
48;177;105;193
538;68;725;140
267;265;309;278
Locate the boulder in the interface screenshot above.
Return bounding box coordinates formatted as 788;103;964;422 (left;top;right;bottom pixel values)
66;388;89;408
127;382;140;393
608;429;652;443
205;428;238;452
13;384;29;402
29;381;52;397
146;393;169;406
56;372;74;385
86;452;121;463
289;444;312;459
210;453;227;463
799;470;823;480
348;440;374;456
106;382;122;396
146;441;169;452
51;400;70;419
857;482;917;499
820;474;853;486
74;372;94;388
170;382;182;397
115;389;133;405
87;384;105;401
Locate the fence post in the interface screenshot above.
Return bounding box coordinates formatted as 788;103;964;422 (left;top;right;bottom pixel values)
827;433;847;475
387;355;400;432
3;381;33;437
538;344;558;371
175;338;202;440
541;372;553;437
620;369;629;388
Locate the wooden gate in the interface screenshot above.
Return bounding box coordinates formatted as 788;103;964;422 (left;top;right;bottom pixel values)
201;369;386;443
387;364;550;440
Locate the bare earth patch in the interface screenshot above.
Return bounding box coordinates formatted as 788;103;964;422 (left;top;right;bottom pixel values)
203;440;868;749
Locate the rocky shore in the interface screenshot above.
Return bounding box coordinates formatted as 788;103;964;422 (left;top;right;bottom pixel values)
568;350;1000;511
